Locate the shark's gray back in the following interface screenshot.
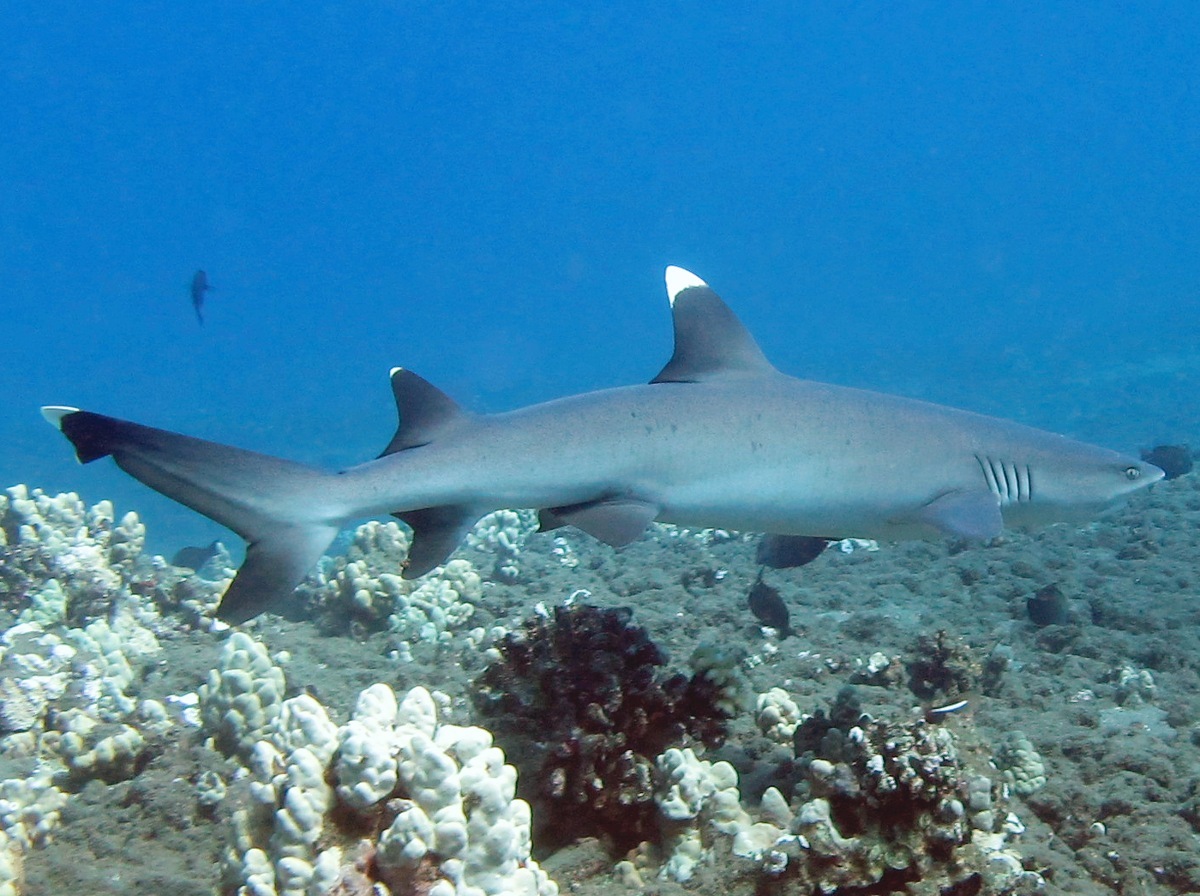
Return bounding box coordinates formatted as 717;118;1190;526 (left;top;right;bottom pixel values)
355;369;1152;541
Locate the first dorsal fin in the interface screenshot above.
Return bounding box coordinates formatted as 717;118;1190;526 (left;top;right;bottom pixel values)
379;368;469;457
651;266;776;384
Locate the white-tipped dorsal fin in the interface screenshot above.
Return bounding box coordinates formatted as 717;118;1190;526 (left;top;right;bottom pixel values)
664;266;709;306
41;406;80;430
651;268;776;384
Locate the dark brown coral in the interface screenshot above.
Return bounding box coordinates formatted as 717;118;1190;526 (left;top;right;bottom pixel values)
473;603;729;854
905;630;981;702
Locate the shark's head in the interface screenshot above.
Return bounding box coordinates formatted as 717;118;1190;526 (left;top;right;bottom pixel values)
1065;453;1164;509
999;440;1164;527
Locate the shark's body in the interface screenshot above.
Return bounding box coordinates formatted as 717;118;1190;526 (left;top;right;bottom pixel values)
45;268;1162;623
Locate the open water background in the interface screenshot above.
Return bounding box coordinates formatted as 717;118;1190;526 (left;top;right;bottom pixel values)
2;4;1197;552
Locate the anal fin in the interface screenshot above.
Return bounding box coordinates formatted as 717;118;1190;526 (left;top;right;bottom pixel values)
396;505;482;578
538;499;659;547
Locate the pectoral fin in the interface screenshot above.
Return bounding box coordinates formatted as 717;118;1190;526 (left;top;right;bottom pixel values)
914;489;1003;540
538;499;660;547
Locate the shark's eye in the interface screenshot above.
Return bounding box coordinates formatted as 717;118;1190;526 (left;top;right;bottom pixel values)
1124;466;1141;480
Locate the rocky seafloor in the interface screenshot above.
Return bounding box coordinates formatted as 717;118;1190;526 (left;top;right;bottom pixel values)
0;463;1198;896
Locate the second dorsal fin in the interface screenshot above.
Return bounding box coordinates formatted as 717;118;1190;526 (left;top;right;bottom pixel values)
378;368;469;457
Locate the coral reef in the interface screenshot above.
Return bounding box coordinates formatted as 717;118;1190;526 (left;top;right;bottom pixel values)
993;732;1047;797
609;685;1037;893
472;603;733;853
773;687;1036;893
199;631;288;760
756;687;803;743
0;485;231;626
649;746;758;882
0;487;147;622
0;487;218;892
295;521;491;655
905;630;982;701
465;509;537;583
689;639;755;717
212;652;558;896
850;650;904;688
3;471;1196;894
1113;664;1156;706
0;490;547;895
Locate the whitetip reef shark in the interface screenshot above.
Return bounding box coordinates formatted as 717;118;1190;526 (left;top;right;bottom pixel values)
43;267;1163;623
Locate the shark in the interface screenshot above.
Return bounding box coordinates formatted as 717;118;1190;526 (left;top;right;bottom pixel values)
43;267;1163;623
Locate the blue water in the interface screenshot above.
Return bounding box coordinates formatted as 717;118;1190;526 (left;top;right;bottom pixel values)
3;4;1198;553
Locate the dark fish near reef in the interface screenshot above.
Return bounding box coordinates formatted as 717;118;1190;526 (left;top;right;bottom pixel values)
1027;583;1070;626
1140;444;1192;480
748;570;792;638
43;267;1163;624
171;539;223;571
190;269;211;325
757;533;830;569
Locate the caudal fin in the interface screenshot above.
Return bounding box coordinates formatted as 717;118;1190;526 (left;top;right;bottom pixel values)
42;406;341;623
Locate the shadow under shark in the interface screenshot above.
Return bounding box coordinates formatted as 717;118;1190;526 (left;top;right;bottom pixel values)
44;267;1163;623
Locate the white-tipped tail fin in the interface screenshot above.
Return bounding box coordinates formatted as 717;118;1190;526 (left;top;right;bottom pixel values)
41;406;80;430
43;407;341;623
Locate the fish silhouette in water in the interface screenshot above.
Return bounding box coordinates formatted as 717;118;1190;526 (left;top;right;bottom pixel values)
757;533;830;569
171;539;222;571
190;270;211;325
748;569;792;638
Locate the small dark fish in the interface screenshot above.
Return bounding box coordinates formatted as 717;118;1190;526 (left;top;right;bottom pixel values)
757;533;830;569
172;539;222;571
1140;444;1192;480
1027;583;1070;626
748;569;792;638
190;269;211;325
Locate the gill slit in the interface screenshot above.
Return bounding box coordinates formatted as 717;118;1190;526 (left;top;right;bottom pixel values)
975;455;1034;504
